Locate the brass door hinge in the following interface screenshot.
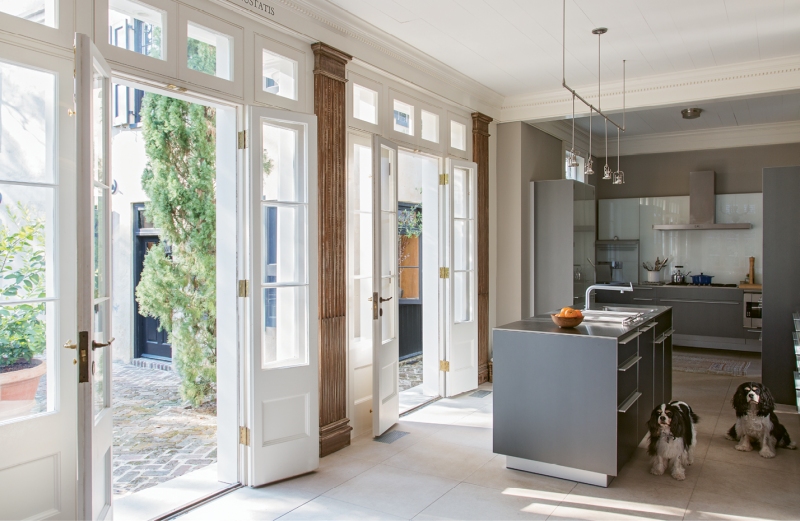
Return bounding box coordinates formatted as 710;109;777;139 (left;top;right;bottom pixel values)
439;360;450;372
238;280;250;297
439;267;450;279
439;174;449;185
238;130;247;149
239;426;250;446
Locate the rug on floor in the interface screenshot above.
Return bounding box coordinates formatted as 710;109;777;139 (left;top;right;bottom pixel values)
672;354;750;376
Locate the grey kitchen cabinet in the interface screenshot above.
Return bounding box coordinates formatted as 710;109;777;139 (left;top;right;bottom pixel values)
637;320;657;424
617;329;643;474
658;298;740;338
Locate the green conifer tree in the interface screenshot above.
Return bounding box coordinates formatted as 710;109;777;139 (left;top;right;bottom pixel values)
136;93;217;406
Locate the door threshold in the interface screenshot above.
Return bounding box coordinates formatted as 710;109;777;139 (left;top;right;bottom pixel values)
149;484;242;521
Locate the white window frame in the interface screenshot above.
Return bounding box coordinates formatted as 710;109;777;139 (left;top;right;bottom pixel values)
93;0;177;78
177;4;243;97
253;33;307;112
387;88;420;147
448;111;471;159
347;71;382;135
417;99;445;153
0;0;74;48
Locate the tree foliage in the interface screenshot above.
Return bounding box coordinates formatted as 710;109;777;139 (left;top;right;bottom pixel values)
136;93;217;406
0;203;46;368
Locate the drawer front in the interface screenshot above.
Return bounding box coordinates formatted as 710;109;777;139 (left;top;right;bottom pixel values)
660;299;740;337
631;287;657;304
657;287;743;302
617;354;639;402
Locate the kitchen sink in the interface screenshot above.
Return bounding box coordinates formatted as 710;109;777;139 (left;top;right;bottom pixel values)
600;306;657;314
580;307;654;325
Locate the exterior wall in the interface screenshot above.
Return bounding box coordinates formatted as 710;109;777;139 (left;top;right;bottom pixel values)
110;127;149;363
596;142;800;199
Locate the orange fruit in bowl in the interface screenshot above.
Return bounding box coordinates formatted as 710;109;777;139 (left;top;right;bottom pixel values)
563;308;580;318
559;307;573;317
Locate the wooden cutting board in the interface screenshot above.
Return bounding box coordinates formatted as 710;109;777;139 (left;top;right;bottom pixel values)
738;283;762;289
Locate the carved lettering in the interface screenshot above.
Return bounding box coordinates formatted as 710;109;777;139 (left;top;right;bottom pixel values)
237;0;274;16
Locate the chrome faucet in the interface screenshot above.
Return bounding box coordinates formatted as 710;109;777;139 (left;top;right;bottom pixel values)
584;283;633;311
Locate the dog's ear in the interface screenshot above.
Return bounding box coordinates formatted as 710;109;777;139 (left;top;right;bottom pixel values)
731;384;748;415
757;384;775;416
647;408;661;438
670;408;686;439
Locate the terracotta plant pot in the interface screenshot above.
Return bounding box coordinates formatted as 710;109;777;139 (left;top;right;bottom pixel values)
1;359;47;401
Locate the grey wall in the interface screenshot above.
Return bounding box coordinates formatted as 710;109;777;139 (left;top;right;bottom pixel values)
496;122;563;326
596;143;800;199
762;165;800;405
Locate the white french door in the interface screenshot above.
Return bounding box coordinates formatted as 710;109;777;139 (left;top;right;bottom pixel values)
444;159;478;397
75;32;115;521
246;107;319;486
372;136;400;436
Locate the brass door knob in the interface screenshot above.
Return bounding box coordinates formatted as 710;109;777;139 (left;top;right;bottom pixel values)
64;340;77;349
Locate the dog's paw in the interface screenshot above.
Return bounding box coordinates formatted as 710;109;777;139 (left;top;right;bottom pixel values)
725;433;736;441
785;441;797;450
650;465;665;476
671;470;686;481
735;443;753;452
759;448;776;459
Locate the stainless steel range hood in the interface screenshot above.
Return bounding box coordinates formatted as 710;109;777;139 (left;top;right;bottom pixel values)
652;171;752;230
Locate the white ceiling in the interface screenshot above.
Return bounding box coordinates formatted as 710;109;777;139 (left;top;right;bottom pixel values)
323;0;800;98
572;92;800;138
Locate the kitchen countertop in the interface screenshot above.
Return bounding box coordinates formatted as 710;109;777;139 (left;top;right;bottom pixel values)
495;304;672;340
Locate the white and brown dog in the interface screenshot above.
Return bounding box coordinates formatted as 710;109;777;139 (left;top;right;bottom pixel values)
725;382;796;458
647;401;700;481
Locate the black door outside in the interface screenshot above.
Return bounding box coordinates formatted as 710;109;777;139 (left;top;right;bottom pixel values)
134;204;172;360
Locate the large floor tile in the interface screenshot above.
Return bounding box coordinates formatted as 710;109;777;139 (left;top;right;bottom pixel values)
703;433;800;476
278;496;408;520
683;488;798;520
428;423;494;451
613;447;705;491
268;452;378;495
177;486;317;521
548;479;692;520
323;464;458;519
463;455;576;495
382;437;495;481
451;408;493;429
693;458;800;510
335;428;425;464
414;482;559;520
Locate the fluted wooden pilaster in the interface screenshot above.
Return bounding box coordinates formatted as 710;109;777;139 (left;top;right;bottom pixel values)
472;112;493;385
313;42;353;457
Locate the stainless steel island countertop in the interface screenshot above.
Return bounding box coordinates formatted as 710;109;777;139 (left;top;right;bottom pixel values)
495;304;672;340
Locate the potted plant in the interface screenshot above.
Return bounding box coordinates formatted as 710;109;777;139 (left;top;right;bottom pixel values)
0;203;47;420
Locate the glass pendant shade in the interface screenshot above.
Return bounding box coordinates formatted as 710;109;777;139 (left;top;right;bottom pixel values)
585;157;594;176
568;150;579;168
603;164;612;180
613;170;624;184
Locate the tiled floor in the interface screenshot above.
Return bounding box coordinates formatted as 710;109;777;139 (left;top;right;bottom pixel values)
177;351;799;521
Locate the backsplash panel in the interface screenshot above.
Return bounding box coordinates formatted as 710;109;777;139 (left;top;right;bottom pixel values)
638;193;762;284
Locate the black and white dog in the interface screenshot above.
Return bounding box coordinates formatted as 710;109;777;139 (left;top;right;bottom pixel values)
647;401;700;481
725;382;796;458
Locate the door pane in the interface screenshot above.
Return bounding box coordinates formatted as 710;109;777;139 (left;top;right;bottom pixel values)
380;277;395;343
187;22;233;80
262;121;305;203
453;168;467;219
93;301;110;416
0;61;56;184
108;0;166;59
261;286;308;369
381;212;394;278
454;272;470;323
0;0;55;27
262;204;306;285
92;67;107;185
352;278;372;343
379;145;394;213
350;143;371;212
454;220;466;271
93;188;108;299
353;212;372;278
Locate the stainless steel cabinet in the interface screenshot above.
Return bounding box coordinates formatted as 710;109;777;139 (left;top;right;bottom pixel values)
617;329;642;473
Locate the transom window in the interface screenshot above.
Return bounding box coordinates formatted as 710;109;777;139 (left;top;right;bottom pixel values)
450;120;466;151
421;110;438;144
187;22;232;80
108;0;165;60
1;0;56;27
353;83;378;125
393;100;414;136
262;49;297;100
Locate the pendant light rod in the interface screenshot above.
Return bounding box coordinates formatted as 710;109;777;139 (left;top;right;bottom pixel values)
561;0;625;132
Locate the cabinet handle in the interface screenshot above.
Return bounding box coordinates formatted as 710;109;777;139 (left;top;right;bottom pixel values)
638;322;656;332
619;355;642;371
660;299;739;305
619;331;641;345
633;287;655;291
633;298;654;301
618;391;642;413
747;329;762;333
664;328;674;338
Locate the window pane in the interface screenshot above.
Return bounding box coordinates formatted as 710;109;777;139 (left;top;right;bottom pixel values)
421;110;438;143
94;187;109;299
93;300;110;416
353;84;377;125
352;277;372;342
262;121;305;203
0;0;55;27
108;0;165;60
379;145;395;213
380;277;395;342
187;22;232;80
393;100;413;136
262;49;297;100
454;271;470;322
262;286;308;369
262;204;306;285
350;143;372;212
454;220;466;271
451;121;466;151
453;167;467;219
0;61;56;184
92;67;107;185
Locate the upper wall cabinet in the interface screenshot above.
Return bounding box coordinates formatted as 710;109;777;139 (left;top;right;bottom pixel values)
94;0;178;78
253;33;308;112
598;198;640;240
0;0;75;48
177;4;243;97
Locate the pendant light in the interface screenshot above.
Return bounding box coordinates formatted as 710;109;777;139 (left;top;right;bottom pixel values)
613;127;624;184
568;93;579;169
585;108;594;176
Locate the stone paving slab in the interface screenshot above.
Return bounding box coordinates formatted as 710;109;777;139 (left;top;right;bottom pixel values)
112;362;217;498
399;354;422;392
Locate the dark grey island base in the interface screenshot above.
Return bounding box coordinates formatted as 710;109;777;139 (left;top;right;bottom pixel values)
493;305;673;487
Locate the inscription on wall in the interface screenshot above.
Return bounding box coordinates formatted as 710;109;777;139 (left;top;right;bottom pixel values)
236;0;275;16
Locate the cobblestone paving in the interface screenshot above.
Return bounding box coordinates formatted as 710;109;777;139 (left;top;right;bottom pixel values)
112;363;217;498
399;355;423;392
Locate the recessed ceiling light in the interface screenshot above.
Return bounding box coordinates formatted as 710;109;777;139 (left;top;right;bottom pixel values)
681;108;702;119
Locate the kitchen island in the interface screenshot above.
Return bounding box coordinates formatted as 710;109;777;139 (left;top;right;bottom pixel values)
493;304;673;487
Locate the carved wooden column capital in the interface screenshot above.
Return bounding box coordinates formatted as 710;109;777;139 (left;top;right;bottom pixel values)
314;42;353;457
472;112;493;384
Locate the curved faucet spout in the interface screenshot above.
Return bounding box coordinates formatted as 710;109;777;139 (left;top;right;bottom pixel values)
584;283;633;311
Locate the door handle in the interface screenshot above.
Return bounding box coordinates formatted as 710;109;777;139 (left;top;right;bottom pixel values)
64;340;77;349
92;337;115;350
379;297;392;303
